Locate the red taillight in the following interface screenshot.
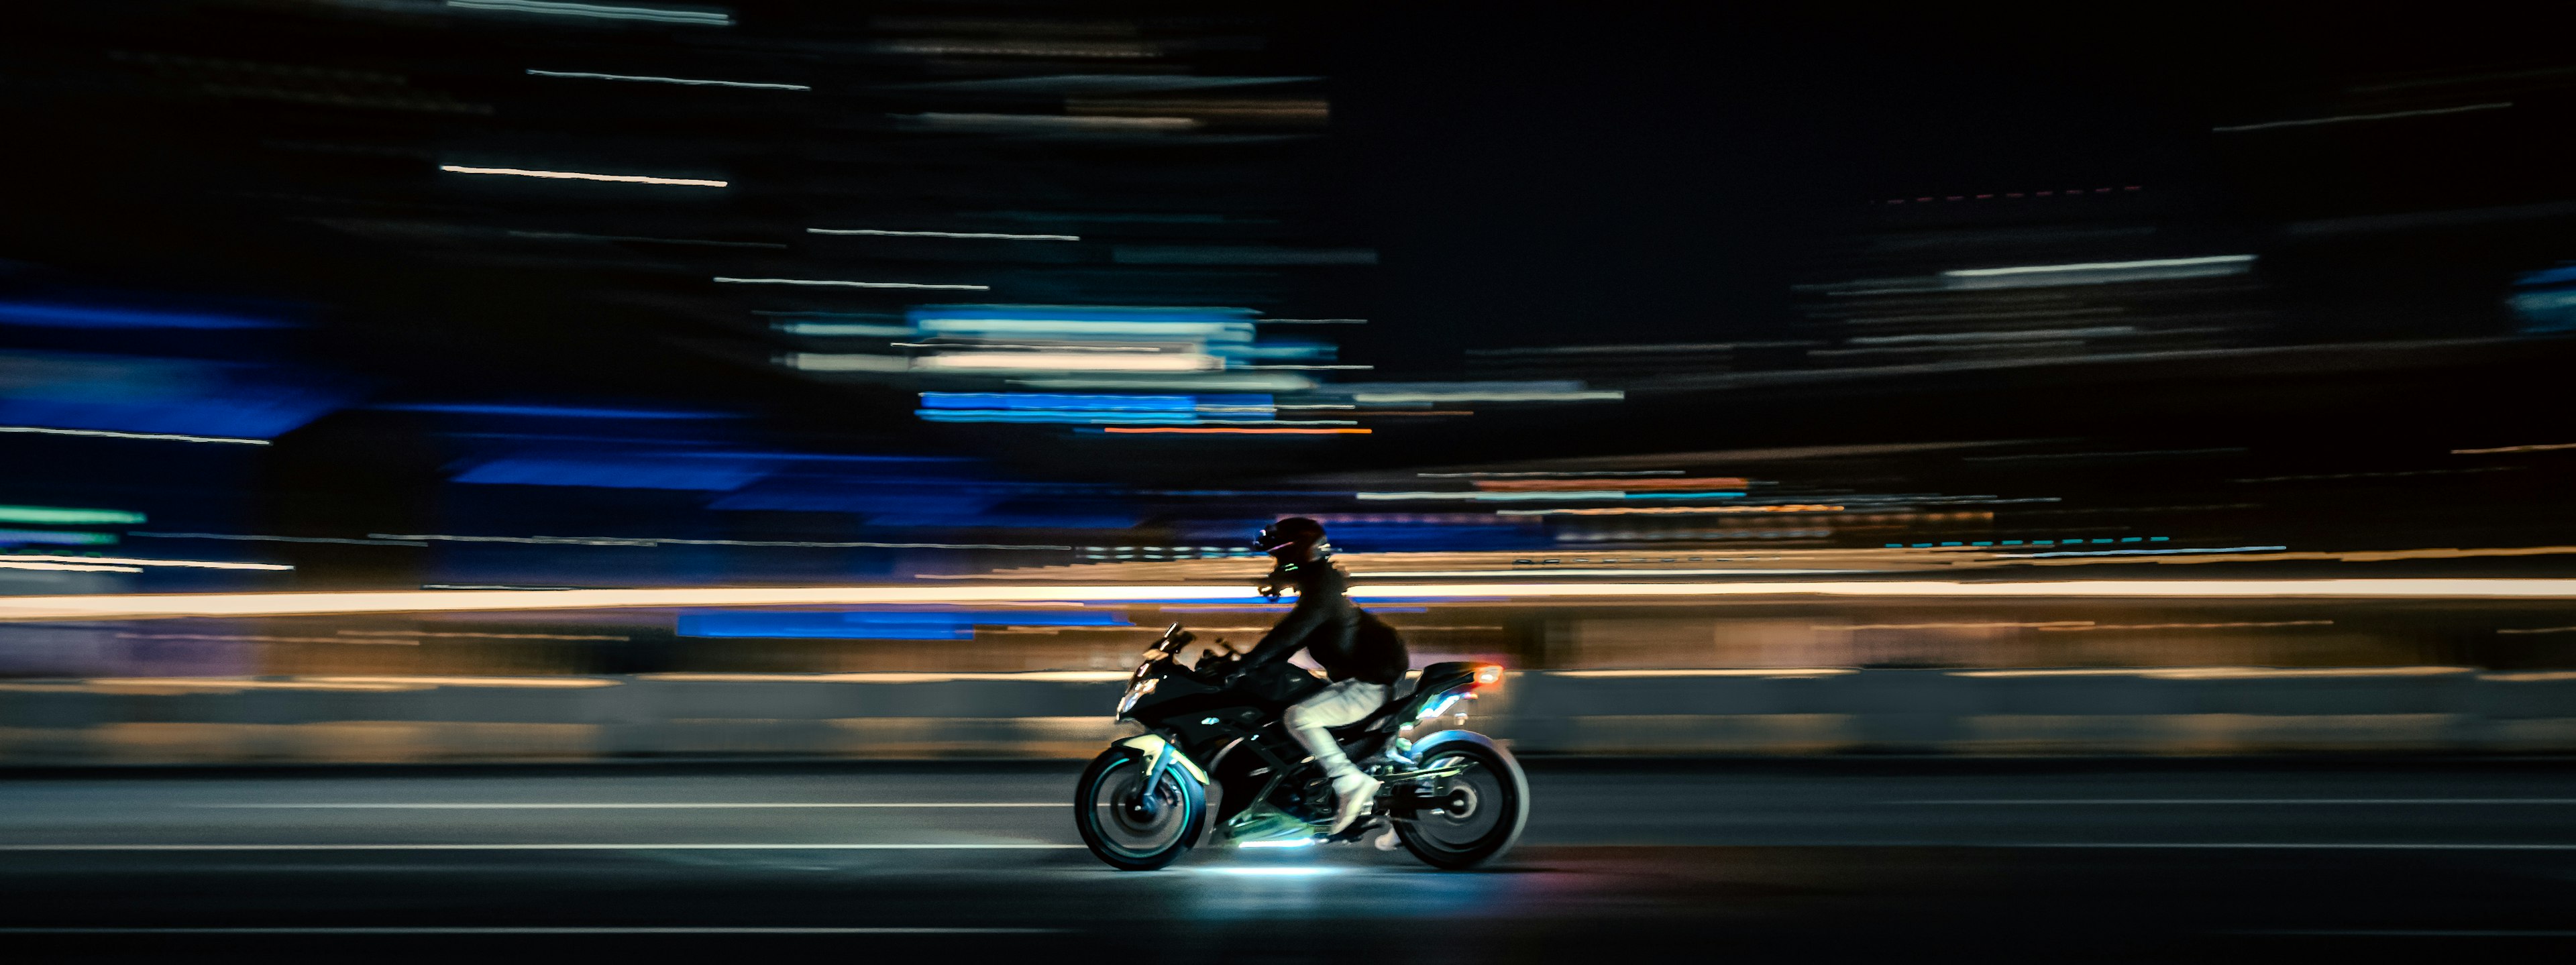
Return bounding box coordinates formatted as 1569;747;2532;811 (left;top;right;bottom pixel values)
1471;664;1503;687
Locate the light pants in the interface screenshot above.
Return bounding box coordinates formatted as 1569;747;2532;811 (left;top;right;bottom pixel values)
1283;679;1390;783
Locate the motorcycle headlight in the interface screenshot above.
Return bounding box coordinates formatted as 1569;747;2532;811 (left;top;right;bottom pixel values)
1115;676;1159;717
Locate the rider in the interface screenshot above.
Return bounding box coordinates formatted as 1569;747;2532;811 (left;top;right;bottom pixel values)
1233;517;1409;835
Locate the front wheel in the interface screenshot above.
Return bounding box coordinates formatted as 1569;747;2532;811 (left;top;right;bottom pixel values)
1395;738;1529;870
1074;747;1205;870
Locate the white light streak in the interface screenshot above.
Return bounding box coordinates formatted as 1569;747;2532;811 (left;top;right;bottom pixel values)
786;353;909;372
1998;546;2287;559
716;277;988;290
914;352;1221;373
777;323;914;337
2213;102;2511;133
440;165;726;187
445;0;731;26
0;426;268;445
0;561;142;573
17;579;2576;622
1359;569;1866;578
808;228;1078;241
1943;256;2255;278
526;69;802;90
0;555;291;571
1358;490;1636;502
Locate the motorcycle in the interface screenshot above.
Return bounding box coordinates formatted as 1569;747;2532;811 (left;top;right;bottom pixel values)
1073;622;1529;870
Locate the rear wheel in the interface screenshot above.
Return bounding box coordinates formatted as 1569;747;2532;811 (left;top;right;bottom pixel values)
1395;739;1528;870
1074;748;1204;870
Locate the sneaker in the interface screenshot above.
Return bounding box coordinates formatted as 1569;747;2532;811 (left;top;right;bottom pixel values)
1371;826;1401;852
1328;774;1381;836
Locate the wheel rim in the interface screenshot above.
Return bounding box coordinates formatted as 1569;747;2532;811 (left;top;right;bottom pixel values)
1407;751;1508;853
1087;758;1191;858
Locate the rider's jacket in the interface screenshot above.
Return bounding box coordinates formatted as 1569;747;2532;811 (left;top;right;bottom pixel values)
1240;557;1407;685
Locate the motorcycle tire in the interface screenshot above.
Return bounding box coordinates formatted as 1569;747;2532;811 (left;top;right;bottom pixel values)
1394;739;1529;870
1074;747;1205;870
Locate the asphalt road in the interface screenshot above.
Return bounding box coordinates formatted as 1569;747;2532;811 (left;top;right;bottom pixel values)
5;759;2576;962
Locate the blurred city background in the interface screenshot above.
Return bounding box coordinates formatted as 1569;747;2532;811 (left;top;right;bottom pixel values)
16;4;2576;959
2;1;2575;763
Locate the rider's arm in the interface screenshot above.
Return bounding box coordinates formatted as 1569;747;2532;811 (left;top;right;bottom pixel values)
1239;594;1332;669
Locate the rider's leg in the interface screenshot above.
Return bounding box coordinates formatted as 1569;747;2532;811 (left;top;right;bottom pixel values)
1283;679;1389;834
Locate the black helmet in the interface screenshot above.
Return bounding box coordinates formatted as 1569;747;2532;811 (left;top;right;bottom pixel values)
1253;516;1326;552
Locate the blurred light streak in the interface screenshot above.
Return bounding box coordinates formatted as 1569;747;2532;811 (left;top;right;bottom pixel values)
2212;102;2510;133
508;231;784;249
642;672;1130;683
809;228;1077;241
775;322;914;336
2496;626;2576;635
0;561;140;573
914;352;1220;372
374;533;1071;549
0;506;143;525
2035;620;2334;631
301;676;622;689
1474;477;1747;491
1419;471;1683;478
119;633;413;645
25;579;2576;622
444;0;730;26
1101;427;1367;435
377;402;731;419
438;165;725;187
0;426;268;445
785;353;908;372
1552;669;1853;679
900;113;1196;133
1356;569;1866;577
1497;504;1844;516
525;69;801;90
1020;374;1316;391
336;630;629;640
1942;256;2254;278
2453;442;2576;454
1953;667;2468;679
0;303;286;331
1999;546;2287;558
718;277;987;291
0;530;117;546
1;555;288;571
136;532;427;547
1356;491;1744;502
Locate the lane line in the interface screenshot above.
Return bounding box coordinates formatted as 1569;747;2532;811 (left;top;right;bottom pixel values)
0;926;1062;934
193;803;1059;809
0;844;1083;851
1900;799;2576;805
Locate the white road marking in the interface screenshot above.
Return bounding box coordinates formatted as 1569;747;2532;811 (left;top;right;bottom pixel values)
194;803;1059;809
0;844;1083;851
0;926;1062;934
1902;799;2576;805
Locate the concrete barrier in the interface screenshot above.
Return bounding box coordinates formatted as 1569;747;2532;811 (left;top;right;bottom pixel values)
0;668;2571;764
